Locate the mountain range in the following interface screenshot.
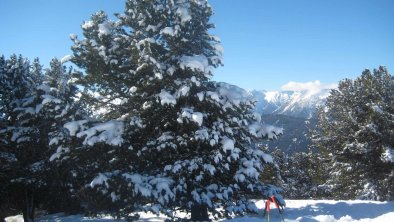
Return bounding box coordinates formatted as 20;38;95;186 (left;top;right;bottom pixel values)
249;86;333;153
217;82;334;153
251;88;331;119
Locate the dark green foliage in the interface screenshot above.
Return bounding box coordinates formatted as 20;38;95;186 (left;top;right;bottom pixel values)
0;54;43;222
262;114;317;153
265;148;325;199
0;55;83;221
38;59;86;215
312;67;394;200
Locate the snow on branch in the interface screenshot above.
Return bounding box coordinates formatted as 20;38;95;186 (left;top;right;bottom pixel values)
64;120;124;146
60;55;73;64
204;82;255;110
90;173;111;188
98;21;113;37
179;55;210;75
248;123;283;140
122;173;175;205
221;137;235;152
64;120;88;136
89;172;177;205
178;108;204;126
76;120;124;146
176;7;192;24
381;146;394;163
159;90;177;106
82;20;94;30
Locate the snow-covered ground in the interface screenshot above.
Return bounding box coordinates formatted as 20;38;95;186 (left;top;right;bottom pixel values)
5;199;394;222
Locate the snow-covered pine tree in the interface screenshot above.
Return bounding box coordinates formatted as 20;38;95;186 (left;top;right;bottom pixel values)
283;152;318;199
0;55;35;122
0;56;83;221
38;58;85;214
264;147;322;199
30;58;44;84
312;67;394;201
0;54;6;134
0;54;41;222
0;54;15;221
0;55;36;184
65;0;282;220
0;54;6;119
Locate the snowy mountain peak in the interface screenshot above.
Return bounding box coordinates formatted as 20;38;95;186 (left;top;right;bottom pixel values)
253;81;336;118
211;81;334;118
264;90;290;103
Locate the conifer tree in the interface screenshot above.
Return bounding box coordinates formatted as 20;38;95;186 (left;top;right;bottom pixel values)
0;54;40;222
30;58;44;84
266;148;321;199
0;54;13;221
0;56;83;221
38;58;85;214
312;67;394;200
283;151;318;198
62;0;282;220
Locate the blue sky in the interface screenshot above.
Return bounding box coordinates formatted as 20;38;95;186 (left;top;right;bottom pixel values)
1;0;393;90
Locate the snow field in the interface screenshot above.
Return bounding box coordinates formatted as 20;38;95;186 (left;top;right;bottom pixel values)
6;199;393;222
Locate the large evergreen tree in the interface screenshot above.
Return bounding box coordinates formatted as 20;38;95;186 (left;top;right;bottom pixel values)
60;0;282;220
312;67;394;200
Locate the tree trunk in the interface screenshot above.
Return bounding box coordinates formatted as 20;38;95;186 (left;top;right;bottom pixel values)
23;188;35;222
190;204;210;221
